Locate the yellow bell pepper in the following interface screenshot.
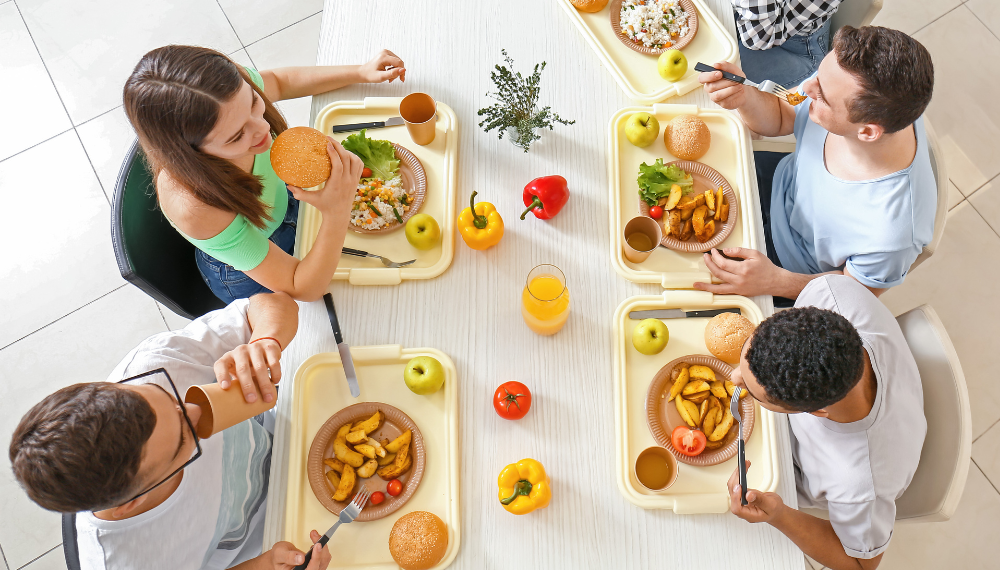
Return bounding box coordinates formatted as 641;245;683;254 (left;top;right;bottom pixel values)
497;458;551;515
458;191;504;250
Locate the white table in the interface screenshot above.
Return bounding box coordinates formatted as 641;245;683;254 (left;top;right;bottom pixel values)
264;1;803;568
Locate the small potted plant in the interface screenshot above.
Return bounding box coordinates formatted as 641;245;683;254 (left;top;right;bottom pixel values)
478;50;574;152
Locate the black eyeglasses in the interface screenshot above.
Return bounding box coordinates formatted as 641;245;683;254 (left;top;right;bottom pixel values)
117;368;202;504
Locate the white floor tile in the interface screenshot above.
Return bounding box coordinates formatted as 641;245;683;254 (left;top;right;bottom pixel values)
871;0;962;36
879;464;1000;569
0;286;166;569
948;180;964;210
21;546;65;570
882;203;1000;439
218;0;322;46
914;7;1000;194
0;2;71;161
0;132;123;348
17;0;241;124
967;0;1000;40
967;179;1000;236
245;13;322;128
973;419;1000;491
76;106;135;197
157;302;193;331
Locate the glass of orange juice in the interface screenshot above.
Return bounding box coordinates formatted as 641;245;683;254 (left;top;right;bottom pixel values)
522;264;570;336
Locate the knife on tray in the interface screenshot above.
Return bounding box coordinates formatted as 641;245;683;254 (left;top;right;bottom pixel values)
330;117;404;133
323;293;360;398
628;308;742;320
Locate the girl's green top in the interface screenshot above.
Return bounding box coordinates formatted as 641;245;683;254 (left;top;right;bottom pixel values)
163;67;288;271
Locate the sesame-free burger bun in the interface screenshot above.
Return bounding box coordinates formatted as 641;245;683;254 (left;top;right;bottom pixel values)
389;511;448;570
704;312;756;364
269;126;332;188
664;115;711;161
570;0;609;12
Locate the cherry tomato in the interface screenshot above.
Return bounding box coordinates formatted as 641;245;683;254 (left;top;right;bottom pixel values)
494;381;532;420
670;426;707;456
370;491;385;505
386;479;403;497
362;167;373;178
649;206;664;219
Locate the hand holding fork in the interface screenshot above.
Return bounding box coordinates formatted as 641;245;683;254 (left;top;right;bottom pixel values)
696;61;799;110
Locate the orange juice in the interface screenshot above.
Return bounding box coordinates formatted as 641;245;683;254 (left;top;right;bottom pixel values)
521;265;570;336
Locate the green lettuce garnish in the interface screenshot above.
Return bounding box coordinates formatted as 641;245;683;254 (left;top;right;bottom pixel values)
342;129;399;180
637;159;694;206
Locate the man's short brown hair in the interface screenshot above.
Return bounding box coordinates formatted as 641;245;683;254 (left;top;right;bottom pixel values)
833;26;934;133
9;383;157;513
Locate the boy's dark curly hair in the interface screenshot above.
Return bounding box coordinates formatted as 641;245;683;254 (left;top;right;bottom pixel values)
746;308;865;412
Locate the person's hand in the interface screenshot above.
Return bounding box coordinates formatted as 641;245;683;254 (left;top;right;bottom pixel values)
266;531;332;570
214;338;282;404
359;49;406;83
288;138;363;217
728;460;784;523
694;248;787;297
698;61;749;110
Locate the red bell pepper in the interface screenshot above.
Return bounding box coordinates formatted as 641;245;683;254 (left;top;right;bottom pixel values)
520;175;569;220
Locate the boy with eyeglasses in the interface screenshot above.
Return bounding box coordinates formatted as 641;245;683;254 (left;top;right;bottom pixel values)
9;292;332;570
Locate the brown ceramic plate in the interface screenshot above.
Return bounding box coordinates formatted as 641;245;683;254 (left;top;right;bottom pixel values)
638;160;739;253
307;402;425;522
349;143;427;235
610;0;699;56
645;354;755;466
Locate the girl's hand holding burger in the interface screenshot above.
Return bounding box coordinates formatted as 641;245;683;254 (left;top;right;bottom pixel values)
287;138;363;218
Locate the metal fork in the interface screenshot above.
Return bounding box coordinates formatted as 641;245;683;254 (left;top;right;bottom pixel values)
695;62;794;101
293;488;371;570
730;387;748;506
342;247;416;268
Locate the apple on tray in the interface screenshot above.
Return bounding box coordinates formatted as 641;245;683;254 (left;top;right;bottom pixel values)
405;213;441;250
658;49;688;82
625;112;660;148
404;356;445;395
632;318;669;355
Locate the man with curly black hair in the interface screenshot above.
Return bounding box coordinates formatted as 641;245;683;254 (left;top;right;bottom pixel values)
727;275;926;569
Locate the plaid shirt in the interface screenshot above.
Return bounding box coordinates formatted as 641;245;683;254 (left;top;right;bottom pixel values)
732;0;842;50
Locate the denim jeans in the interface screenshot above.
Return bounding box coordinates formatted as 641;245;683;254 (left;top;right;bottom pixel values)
737;17;832;89
195;189;299;304
754;151;796;308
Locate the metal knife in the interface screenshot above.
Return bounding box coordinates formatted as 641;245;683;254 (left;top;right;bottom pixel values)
628;308;742;320
322;293;360;398
330;117;404;133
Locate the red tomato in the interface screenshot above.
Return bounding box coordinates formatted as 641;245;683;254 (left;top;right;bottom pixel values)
386;479;403;497
649;206;664;219
362;167;373;178
670;426;707;456
370;491;385;505
493;381;532;420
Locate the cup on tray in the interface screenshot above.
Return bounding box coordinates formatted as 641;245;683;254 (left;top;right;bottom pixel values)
623;216;662;263
184;382;276;439
634;446;679;492
400;93;437;145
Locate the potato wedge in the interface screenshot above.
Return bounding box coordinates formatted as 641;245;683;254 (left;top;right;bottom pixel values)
333;438;365;468
336;423;352;440
709;409;735;442
703;405;718;435
705;437;726;450
696;220;715;243
332;464;356;501
680;207;694;221
677;193;706;210
667;367;690;402
691;205;709;235
698;399;710;428
710;380;727;399
664;184;683;210
682;400;701;429
385;430;412;454
346;430;368;445
354;444;377;460
682;379;710;396
686;391;710;404
689;365;717;382
705;189;715;210
725;380;748;399
325;470;341;490
367;438;386;458
657;196;668;207
676;395;696;428
716;188;724;213
719;201;729;223
350;411;384;435
377;452;397;466
323;458;345;473
667;209;682;237
357;458;378;478
377;455;412;480
679;218;694;240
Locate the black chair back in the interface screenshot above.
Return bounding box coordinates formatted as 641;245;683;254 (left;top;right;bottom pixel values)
62;513;81;570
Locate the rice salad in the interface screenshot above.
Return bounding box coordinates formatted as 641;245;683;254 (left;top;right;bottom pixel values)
620;0;690;50
351;176;413;230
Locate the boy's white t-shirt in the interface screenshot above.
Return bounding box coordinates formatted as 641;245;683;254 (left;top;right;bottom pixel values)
791;276;926;559
75;299;273;570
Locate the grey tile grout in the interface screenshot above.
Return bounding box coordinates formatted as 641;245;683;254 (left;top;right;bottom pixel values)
971;458;1000;497
0;541;9;570
967;1;1000;44
0;284;126;351
912;3;968;36
154;302;171;331
242;10;322;50
75;103;124;129
973;417;1000;444
14;543;59;570
0;127;73;165
214;0;245;47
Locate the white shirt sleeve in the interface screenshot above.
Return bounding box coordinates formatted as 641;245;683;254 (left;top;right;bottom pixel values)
827;498;896;559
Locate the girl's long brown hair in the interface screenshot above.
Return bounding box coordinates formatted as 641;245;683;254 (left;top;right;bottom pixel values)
123;45;287;229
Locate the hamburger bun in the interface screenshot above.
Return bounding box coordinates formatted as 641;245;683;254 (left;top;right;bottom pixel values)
269;126;332;188
389;511;448;570
571;0;609;12
664;115;711;161
704;312;755;364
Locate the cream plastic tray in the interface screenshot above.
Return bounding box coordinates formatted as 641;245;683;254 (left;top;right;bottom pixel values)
608;104;755;288
614;290;778;513
557;0;737;103
297;98;458;285
283;345;460;569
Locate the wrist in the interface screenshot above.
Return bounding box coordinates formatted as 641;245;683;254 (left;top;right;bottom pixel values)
354;64;368;83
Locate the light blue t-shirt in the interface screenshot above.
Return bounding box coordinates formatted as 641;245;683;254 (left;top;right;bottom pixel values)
769;82;937;289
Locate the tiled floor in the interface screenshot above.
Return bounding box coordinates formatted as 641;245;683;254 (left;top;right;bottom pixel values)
0;0;998;569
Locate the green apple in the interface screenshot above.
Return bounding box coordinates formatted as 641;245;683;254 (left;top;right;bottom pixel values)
657;49;688;82
403;356;445;395
624;112;660;148
405;214;440;250
632;319;669;355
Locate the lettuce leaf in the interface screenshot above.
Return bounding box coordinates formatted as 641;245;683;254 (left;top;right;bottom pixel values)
341;129;399;180
637;159;694;206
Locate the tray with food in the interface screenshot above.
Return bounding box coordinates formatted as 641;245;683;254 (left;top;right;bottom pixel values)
296;98;458;285
557;0;736;103
613;290;779;513
608;104;756;288
282;345;460;569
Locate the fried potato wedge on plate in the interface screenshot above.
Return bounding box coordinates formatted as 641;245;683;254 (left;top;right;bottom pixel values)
332;464;356;501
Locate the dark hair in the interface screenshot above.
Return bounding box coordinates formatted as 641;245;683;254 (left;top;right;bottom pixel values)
123;45;288;229
832;26;934;133
9;383;157;513
745;307;865;412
